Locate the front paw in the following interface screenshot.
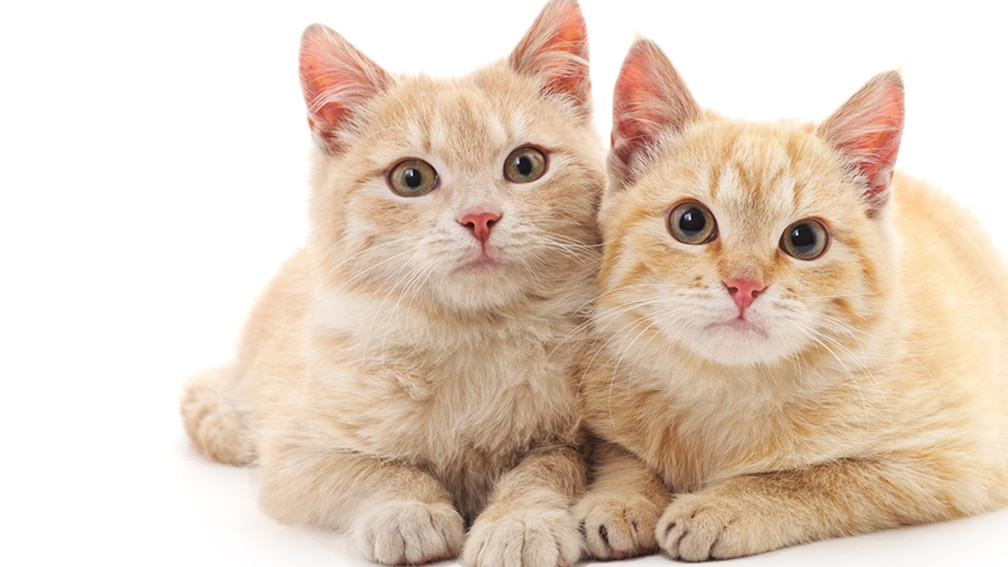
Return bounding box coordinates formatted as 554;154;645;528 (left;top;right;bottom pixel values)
656;493;760;562
352;500;464;565
463;508;580;567
574;492;661;560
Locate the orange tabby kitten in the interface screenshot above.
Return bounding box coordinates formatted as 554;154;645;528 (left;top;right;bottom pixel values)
180;1;604;565
575;39;1008;561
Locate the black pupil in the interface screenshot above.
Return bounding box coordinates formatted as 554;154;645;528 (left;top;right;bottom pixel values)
790;224;817;252
679;208;707;235
403;168;423;189
515;155;533;177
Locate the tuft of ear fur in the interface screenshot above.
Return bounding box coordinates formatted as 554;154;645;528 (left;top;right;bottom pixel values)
818;71;904;216
509;0;591;110
299;24;392;154
609;39;700;188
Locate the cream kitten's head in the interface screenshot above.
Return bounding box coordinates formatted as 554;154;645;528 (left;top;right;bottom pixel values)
598;40;904;369
298;0;604;316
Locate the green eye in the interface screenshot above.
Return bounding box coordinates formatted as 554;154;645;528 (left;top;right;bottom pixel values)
503;146;548;183
781;219;829;260
388;159;438;197
668;201;718;245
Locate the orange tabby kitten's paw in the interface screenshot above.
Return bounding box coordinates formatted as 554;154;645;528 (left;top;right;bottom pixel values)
463;508;581;567
574;492;661;559
180;368;254;465
352;500;465;565
656;493;764;562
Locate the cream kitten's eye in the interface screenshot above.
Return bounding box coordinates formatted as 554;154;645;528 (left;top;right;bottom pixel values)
388;159;438;197
668;201;718;245
503;146;548;183
781;219;829;260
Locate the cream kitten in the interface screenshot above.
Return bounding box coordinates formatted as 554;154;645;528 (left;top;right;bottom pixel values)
180;1;605;565
575;39;1008;561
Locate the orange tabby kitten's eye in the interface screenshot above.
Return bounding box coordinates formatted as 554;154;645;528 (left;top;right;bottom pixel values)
668;201;718;245
388;159;438;197
780;219;829;260
503;146;548;183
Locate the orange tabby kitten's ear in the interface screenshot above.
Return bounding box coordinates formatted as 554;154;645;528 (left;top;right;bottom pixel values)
609;39;700;188
509;0;590;110
818;71;904;216
299;24;392;154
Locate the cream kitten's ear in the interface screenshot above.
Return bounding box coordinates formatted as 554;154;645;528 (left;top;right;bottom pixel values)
299;24;392;154
818;71;904;215
509;0;590;110
609;39;700;188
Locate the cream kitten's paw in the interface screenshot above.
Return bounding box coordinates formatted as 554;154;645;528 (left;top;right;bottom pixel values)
656;493;762;562
463;508;581;567
574;492;661;559
352;500;464;565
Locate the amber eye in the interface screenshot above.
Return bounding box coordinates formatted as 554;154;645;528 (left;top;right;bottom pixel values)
668;201;718;245
503;146;548;183
780;219;829;260
388;159;438;197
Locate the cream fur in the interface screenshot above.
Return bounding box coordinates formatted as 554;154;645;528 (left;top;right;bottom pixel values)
576;39;1008;562
180;2;605;565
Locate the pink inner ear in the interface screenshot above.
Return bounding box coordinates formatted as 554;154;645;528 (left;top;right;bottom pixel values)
299;25;390;153
610;40;700;186
508;0;590;107
818;71;904;212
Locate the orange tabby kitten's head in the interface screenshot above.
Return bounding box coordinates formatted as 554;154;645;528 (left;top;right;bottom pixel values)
298;0;603;316
599;40;904;369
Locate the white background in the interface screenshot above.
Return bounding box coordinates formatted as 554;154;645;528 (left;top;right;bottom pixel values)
2;1;1007;565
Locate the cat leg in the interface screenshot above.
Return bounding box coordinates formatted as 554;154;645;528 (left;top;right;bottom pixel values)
258;446;464;565
574;442;669;560
180;365;255;465
656;457;973;561
463;444;586;567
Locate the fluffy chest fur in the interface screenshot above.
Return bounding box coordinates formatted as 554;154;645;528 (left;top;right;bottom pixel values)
304;285;586;461
253;272;591;519
582;349;880;491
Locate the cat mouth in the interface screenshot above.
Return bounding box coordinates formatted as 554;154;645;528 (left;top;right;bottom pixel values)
707;318;769;338
467;254;498;269
456;250;501;272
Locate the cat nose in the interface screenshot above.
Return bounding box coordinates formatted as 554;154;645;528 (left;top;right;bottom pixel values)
724;278;765;315
459;211;501;243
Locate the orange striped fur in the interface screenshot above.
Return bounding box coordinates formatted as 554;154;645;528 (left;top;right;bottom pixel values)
575;39;1008;561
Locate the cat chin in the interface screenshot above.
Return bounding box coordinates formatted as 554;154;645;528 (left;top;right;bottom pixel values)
676;327;803;368
435;272;531;311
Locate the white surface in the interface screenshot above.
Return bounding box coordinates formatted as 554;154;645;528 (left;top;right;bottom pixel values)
2;1;1007;565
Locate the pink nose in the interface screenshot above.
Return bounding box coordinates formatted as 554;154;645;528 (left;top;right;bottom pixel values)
724;278;765;315
459;211;500;243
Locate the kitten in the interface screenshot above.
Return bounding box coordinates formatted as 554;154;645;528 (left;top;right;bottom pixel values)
179;1;605;565
575;39;1008;561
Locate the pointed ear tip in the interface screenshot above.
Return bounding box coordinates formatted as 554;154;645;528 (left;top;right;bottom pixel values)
548;0;584;17
870;70;905;97
301;23;328;42
537;0;585;27
553;0;588;37
880;69;903;82
627;38;657;56
622;38;671;71
300;24;337;57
